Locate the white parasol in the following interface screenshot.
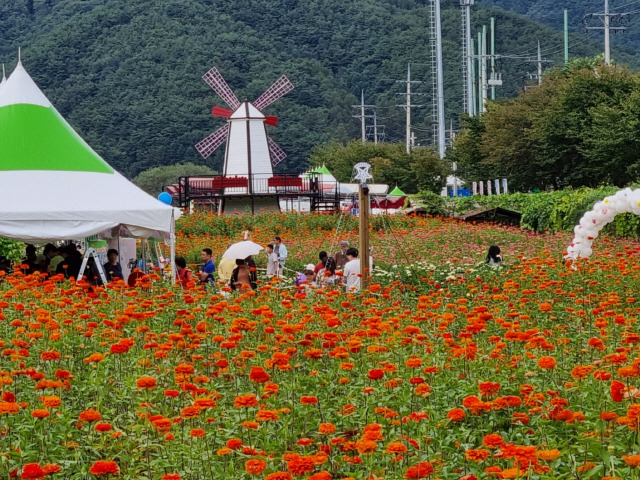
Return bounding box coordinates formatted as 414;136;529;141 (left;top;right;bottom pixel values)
222;241;264;260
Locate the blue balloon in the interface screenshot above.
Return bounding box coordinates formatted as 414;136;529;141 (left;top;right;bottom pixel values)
158;192;173;205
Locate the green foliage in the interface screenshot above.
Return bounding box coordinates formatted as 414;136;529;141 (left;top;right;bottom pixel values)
308;141;448;194
133;163;217;195
413;191;447;216
0;237;24;264
0;0;622;179
446;186;640;236
451;61;640;191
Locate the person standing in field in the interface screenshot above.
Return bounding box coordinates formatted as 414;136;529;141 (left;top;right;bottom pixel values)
334;240;350;270
265;244;279;278
273;236;287;277
343;247;361;293
217;246;236;284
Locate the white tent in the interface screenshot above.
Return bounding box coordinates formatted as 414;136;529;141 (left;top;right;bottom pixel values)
0;61;181;278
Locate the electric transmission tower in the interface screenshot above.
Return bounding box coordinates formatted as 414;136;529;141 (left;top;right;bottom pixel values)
460;0;474;116
429;0;446;159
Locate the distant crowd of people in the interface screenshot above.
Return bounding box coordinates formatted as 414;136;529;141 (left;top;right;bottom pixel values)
174;237;371;293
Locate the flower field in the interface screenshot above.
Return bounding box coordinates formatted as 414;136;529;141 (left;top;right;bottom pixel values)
3;215;640;480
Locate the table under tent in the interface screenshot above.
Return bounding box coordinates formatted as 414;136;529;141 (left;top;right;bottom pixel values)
0;60;181;282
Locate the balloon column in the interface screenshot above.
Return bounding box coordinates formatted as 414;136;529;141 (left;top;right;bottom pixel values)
158;192;173;205
566;187;640;260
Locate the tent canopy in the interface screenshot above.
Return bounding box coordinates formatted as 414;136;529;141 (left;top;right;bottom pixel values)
387;185;406;198
0;61;180;243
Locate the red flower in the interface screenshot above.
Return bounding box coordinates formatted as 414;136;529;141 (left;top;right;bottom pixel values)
78;409;102;422
88;461;119;476
611;380;625;402
368;369;384;380
404;461;434;479
300;396;318;405
249;367;270;384
20;463;46;479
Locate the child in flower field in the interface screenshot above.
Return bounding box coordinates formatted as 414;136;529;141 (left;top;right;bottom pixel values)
487;245;503;266
295;264;315;289
174;256;193;288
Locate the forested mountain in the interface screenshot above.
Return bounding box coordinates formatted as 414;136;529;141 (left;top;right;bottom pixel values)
0;0;635;178
483;0;640;55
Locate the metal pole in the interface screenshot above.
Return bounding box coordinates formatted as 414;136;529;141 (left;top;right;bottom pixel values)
490;17;496;101
406;63;411;154
170;212;176;285
434;0;446;159
477;32;482;114
358;183;370;291
564;9;569;64
481;26;487;113
471;38;477;117
604;0;610;66
361;90;366;143
537;40;542;85
465;2;474;116
373;112;378;144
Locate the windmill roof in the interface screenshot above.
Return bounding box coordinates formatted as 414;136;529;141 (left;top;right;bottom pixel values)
387;186;406;197
230;101;265;119
0;62;179;242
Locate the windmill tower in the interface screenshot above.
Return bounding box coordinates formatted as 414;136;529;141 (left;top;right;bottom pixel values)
196;67;294;214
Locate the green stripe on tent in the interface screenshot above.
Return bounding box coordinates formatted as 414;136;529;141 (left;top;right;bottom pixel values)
0;104;114;173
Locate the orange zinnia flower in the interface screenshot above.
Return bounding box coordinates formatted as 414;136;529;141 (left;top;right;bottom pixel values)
234;395;259;408
465;449;490;462
136;376;157;389
20;463;46;479
88;460;119;476
446;408;465;422
386;442;408;454
537;356;556;370
300;396;318;405
623;454;640;467
245;459;267;475
404;461;434;479
537;449;561;461
78;409;102;422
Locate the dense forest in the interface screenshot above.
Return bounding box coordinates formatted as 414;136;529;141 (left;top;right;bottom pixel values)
483;0;640;55
0;0;635;178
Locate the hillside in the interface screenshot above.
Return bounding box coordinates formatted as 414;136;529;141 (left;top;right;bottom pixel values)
0;0;633;178
483;0;640;56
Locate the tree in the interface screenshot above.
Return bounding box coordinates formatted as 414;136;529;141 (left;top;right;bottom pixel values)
450;60;640;191
308;141;448;194
133;163;217;196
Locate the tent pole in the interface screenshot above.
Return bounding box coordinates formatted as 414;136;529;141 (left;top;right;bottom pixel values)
170;211;176;285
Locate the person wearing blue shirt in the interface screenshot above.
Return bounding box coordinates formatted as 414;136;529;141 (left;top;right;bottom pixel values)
273;236;287;277
199;248;216;284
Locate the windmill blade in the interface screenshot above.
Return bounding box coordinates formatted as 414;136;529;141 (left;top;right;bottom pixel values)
267;137;287;167
253;75;294;111
202;68;241;110
195;124;229;159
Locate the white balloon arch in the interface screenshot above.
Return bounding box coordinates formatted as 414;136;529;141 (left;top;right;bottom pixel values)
566;187;639;260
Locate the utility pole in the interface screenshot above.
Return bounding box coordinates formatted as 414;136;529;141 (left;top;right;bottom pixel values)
583;1;627;66
477;31;482;114
525;41;551;86
430;0;446;158
460;0;475;116
537;41;543;85
564;9;569;64
396;63;422;154
352;91;375;144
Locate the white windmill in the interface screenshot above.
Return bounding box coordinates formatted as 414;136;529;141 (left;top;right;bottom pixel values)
195;67;294;214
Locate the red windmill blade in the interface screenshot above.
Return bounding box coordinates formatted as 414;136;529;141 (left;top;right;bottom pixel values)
212;106;233;118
